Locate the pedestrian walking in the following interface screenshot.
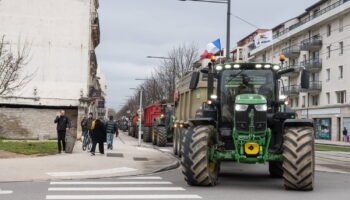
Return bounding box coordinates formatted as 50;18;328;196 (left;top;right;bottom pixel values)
105;116;118;150
86;112;94;136
81;115;88;138
343;127;348;143
54;110;71;153
90;117;106;156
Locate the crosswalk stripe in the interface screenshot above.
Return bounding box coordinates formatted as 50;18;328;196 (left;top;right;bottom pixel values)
47;167;137;177
46;194;202;199
118;176;162;180
48;187;185;191
0;190;13;194
50;181;172;185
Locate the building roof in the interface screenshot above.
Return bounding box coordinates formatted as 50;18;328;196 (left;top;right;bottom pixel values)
306;0;327;12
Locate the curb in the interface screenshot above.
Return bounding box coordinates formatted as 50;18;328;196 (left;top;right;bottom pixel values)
315;142;350;148
152;160;180;173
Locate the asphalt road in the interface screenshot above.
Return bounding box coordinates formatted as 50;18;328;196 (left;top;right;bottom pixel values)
1;144;350;200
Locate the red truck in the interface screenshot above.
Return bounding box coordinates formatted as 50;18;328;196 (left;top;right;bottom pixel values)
142;104;162;142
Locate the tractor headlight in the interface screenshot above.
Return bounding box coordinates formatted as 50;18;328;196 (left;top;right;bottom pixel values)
215;65;223;71
160;114;164;118
235;104;248;111
254;104;267;111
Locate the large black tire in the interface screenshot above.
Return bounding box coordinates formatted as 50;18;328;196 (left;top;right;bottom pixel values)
128;127;133;136
156;126;167;147
133;126;139;138
283;127;315;191
143;127;152;142
173;128;179;155
181;125;219;186
152;126;157;145
269;161;283;178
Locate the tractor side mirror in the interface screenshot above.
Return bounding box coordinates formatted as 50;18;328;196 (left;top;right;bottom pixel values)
189;71;200;90
301;69;310;89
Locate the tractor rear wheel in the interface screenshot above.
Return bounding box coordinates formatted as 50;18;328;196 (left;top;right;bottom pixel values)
152;126;157;145
269;161;283;178
128;127;133;136
143;127;151;142
283;127;314;191
181;125;219;186
156;126;167;147
173;127;179;155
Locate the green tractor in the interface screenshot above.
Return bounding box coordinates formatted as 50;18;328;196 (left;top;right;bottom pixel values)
181;62;315;190
153;103;175;147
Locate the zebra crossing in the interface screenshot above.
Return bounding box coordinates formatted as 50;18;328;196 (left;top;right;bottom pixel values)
46;176;201;199
0;188;13;194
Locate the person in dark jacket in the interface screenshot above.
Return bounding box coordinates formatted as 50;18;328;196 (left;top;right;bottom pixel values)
105;116;118;150
90;117;106;155
54;110;71;153
81;115;88;138
343;127;348;143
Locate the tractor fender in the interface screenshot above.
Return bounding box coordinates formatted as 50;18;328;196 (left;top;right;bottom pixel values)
283;119;315;129
188;117;216;127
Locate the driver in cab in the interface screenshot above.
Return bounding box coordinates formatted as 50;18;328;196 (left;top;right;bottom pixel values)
237;76;255;94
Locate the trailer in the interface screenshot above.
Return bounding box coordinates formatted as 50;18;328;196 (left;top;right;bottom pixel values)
143;104;162;142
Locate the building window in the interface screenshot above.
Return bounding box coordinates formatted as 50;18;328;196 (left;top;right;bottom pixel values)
326;92;330;104
336;91;346;104
339;65;343;79
327;24;331;37
327;46;331;58
326;69;330;81
302;96;306;108
312;95;319;106
339;17;344;32
339;41;343;55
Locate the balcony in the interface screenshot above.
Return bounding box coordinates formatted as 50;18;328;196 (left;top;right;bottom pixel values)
302;59;322;72
300;37;322;51
283;85;301;96
282;46;300;58
91;12;100;47
273;0;350;39
302;81;322;93
280;65;302;77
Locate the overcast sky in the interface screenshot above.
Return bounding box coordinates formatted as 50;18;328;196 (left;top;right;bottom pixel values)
96;0;319;111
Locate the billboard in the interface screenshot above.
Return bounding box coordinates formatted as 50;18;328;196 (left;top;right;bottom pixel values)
254;31;273;48
314;118;332;140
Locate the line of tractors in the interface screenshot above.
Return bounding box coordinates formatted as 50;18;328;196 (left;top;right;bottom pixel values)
120;58;316;191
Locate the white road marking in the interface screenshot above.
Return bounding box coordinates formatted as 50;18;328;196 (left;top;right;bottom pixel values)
47;167;137;177
0;190;13;194
118;176;162;180
48;187;185;191
159;148;171;152
50;181;172;185
46;194;202;199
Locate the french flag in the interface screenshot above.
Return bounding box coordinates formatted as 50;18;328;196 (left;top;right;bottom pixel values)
200;39;221;59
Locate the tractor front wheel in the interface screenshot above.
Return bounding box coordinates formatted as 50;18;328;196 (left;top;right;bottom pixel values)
143;127;151;142
181;125;219;186
283;126;315;191
156;126;167;147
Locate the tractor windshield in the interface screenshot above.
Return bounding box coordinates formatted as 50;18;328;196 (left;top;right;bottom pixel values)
220;69;275;124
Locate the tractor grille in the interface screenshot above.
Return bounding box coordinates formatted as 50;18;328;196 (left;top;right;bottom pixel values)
235;105;267;132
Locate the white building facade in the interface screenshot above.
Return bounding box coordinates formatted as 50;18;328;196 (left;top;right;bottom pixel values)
250;0;350;141
0;0;103;139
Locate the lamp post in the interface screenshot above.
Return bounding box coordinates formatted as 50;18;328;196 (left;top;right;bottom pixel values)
147;56;176;100
179;0;231;59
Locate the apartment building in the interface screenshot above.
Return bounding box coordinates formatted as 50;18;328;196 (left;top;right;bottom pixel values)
0;0;104;139
249;0;350;141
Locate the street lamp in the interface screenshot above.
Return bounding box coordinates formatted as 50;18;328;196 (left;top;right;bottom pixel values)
147;56;176;100
179;0;231;59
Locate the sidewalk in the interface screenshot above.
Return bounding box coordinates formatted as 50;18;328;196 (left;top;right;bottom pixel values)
0;132;178;182
316;139;350;147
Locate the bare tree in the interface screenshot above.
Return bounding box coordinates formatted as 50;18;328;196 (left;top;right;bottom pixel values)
116;43;199;118
0;36;33;95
